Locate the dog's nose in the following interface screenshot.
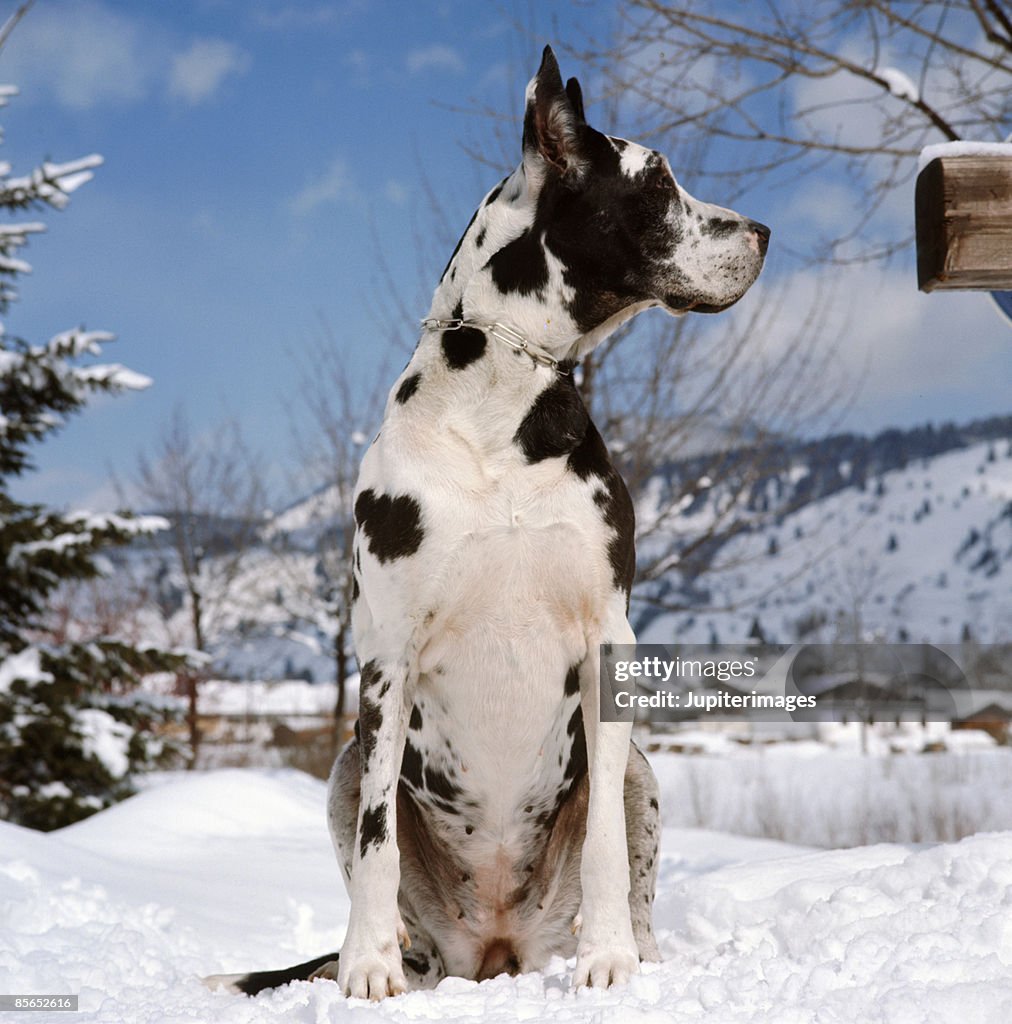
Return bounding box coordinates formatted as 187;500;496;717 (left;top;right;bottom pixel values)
747;220;771;256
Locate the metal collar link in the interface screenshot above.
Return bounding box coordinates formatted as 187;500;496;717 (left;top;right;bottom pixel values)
421;318;570;375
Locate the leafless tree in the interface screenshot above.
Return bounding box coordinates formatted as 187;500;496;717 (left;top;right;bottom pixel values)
575;0;1012;264
273;318;389;737
134;407;267;763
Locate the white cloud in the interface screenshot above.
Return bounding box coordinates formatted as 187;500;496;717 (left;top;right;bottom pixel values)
0;3;249;111
250;1;366;31
406;44;465;75
1;0;154;110
289;157;355;216
343;48;372;87
168;39;251;105
384;180;408;205
750;260;1011;430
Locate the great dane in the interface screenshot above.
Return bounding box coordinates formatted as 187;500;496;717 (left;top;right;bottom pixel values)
208;45;767;1000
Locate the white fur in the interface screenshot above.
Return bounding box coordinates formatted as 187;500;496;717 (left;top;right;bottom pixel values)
618;142;651;178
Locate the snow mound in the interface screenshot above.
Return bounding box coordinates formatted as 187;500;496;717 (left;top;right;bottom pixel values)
1;769;1010;1022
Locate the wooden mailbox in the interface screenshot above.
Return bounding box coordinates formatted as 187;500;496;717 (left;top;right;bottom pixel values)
916;155;1012;292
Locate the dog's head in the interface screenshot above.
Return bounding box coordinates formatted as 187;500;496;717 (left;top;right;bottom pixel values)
516;46;768;341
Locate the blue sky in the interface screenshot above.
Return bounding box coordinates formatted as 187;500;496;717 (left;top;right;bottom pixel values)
2;0;1010;512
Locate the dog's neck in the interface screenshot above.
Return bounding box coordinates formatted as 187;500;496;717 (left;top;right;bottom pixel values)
423;165;584;362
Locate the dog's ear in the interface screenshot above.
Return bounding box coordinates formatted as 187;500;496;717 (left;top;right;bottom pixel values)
522;46;585;178
565;77;586;125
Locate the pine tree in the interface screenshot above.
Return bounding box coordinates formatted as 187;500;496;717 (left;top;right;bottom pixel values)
0;80;187;831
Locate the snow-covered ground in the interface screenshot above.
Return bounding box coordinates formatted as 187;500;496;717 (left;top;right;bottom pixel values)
650;743;1012;847
3;766;1012;1022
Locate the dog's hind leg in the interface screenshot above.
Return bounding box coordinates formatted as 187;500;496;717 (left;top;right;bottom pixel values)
624;743;661;962
205;735;445;997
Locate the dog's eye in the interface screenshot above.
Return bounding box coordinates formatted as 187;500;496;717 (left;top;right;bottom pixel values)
653;174;676;193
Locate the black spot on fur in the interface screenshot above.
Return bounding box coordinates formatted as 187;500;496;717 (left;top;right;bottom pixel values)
568;423;635;598
488;229;549;296
351;575;359;602
514;377;589;463
359;802;387;859
484;180;506;207
442;326;487;369
564;664;580;696
701;217;738;239
360;660;382;691
359;694;383;766
409;705;423;731
474;226;486;248
402;952;431;977
355;489;424;563
358;663;389;704
564;705;588;785
649;797;659;811
425;764;462;802
401;741;424;789
442;300;486;370
396;372;421;404
465;824;474;835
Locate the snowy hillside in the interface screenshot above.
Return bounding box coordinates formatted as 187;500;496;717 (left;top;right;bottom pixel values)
640;438;1012;646
2;766;1011;1022
90;421;1012;683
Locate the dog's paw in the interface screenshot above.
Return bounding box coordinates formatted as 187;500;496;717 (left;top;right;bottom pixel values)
572;943;639;989
308;959;340;982
338;947;407;1000
337;920;409;1000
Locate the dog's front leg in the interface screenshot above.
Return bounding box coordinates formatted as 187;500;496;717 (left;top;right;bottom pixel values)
573;607;640;989
338;657;412;1000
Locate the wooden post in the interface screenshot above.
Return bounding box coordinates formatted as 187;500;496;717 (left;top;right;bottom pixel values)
915;155;1012;292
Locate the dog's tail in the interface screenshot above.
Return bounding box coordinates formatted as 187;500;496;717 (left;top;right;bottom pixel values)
203;951;339;996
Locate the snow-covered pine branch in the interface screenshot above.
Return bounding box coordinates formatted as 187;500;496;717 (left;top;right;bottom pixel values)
0;329;151;472
0;153;103;211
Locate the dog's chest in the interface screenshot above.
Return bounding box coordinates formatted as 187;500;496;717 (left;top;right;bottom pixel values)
361;404;617;669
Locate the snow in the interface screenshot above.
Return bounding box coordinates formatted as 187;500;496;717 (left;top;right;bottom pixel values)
648;746;1012;847
0;647;52;693
2;766;1011;1022
876;65;919;102
47;329;114;358
2;155;104;211
75;708;132;778
919;140;1012;171
74;363;153;391
197;677;356;717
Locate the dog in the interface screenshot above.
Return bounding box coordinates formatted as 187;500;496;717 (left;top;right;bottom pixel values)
207;45;767;1001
